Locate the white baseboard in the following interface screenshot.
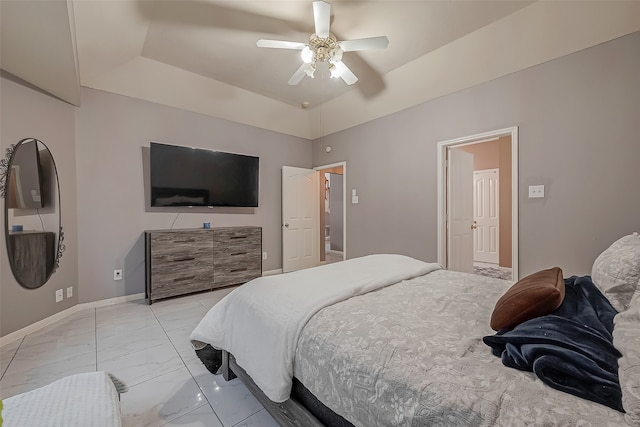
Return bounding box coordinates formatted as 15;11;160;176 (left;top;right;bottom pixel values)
0;293;146;348
78;293;145;309
0;306;80;348
262;268;283;276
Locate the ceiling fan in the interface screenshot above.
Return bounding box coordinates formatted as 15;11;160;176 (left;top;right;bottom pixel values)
256;1;389;86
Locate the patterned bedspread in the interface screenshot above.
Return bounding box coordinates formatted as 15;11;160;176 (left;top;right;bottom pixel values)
294;269;627;426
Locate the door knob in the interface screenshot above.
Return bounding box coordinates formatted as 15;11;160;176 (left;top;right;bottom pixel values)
284;223;289;228
471;220;478;230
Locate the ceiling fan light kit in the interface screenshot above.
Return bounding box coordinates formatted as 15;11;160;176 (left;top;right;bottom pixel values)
256;1;388;86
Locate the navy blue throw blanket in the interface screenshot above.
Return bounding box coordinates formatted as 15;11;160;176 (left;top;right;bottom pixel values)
483;276;623;412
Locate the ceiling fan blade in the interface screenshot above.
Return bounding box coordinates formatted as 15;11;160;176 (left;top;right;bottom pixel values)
339;36;389;52
333;61;358;85
313;1;331;39
288;63;312;85
256;39;306;50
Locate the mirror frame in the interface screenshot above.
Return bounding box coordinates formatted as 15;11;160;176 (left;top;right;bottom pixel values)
1;138;65;288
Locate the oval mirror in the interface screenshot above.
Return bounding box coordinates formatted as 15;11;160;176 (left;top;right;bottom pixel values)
2;138;64;289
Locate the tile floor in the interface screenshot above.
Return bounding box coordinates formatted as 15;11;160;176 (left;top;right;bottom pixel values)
325;239;343;265
0;286;279;427
325;250;343;264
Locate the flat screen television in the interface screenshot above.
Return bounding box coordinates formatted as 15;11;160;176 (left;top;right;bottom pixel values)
8;139;44;209
150;142;259;207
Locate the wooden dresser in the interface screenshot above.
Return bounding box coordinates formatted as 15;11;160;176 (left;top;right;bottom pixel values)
145;226;262;304
8;231;55;288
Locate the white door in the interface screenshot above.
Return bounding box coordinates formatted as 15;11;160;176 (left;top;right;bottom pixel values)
282;166;320;273
474;169;499;264
447;148;474;273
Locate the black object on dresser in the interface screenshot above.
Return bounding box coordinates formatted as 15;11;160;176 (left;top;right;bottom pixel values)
144;226;262;304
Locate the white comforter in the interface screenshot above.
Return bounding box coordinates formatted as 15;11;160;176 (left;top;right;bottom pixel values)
190;254;441;402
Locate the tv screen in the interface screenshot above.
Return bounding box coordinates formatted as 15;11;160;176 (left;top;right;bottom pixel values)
150;142;259;207
8;139;44;209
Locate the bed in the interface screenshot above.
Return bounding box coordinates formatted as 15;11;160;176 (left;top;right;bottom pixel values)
190;233;640;426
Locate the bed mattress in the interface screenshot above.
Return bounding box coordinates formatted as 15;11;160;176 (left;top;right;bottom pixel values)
294;269;626;426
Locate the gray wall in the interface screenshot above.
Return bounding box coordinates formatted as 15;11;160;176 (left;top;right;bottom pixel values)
1;74;79;336
313;31;640;277
1;82;311;336
75;88;311;303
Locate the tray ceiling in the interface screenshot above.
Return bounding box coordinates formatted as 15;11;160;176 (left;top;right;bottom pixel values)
2;1;640;138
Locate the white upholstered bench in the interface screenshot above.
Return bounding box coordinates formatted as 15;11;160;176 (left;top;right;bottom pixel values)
0;371;127;427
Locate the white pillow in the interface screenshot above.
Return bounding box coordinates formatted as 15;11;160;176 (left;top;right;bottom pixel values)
592;232;640;312
614;302;640;424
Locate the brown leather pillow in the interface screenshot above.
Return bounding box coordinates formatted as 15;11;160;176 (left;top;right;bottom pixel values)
490;267;565;331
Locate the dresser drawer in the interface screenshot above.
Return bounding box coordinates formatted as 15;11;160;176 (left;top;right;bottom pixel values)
151;249;211;269
214;246;261;265
214;228;260;257
214;265;262;288
214;250;261;269
214;228;261;248
150;231;212;259
151;255;213;281
149;253;213;301
150;232;213;286
152;274;213;300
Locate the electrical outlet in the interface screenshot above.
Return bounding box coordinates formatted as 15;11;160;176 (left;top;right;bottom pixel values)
528;185;545;198
114;269;123;281
55;289;63;303
263;252;268;260
67;286;73;298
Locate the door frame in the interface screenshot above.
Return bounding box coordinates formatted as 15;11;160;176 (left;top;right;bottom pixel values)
314;161;347;261
437;126;519;280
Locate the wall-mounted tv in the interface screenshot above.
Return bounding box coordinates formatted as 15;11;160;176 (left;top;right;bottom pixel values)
7;139;44;209
150;142;259;208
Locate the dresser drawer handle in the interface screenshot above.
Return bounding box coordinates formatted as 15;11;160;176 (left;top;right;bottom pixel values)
230;268;247;273
230;252;247;256
230;236;247;239
172;257;196;262
173;275;196;282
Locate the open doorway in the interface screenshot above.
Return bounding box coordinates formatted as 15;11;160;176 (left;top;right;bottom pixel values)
315;162;346;264
457;141;511;279
437;127;519;281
